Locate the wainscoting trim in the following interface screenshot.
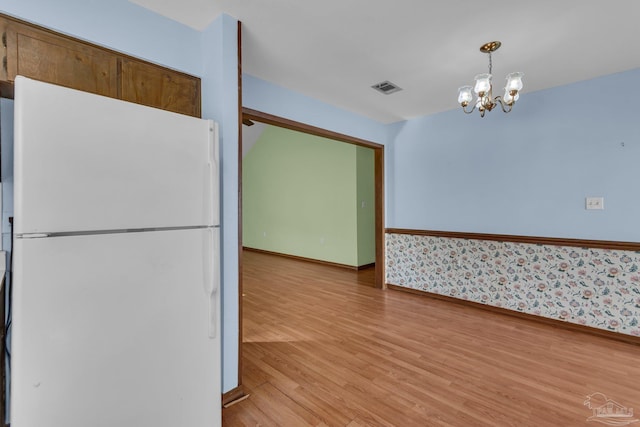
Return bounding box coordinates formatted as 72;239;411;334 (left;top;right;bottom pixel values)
243;247;374;271
386;228;640;251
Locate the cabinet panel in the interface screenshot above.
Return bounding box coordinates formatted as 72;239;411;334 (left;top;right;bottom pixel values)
5;22;118;98
120;59;201;117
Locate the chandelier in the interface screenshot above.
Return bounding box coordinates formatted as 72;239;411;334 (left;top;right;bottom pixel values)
457;41;523;117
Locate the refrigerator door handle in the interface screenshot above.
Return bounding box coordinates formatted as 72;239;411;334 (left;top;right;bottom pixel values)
209;121;218;169
206;162;214;226
208;293;217;339
206;121;218;226
204;227;219;338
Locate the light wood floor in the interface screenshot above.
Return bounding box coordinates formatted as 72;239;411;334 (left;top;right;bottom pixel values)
223;250;640;426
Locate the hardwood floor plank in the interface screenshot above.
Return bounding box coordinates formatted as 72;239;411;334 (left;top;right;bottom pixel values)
247;382;326;426
223;250;640;426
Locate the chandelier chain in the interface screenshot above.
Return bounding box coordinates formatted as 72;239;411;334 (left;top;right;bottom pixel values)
488;52;493;75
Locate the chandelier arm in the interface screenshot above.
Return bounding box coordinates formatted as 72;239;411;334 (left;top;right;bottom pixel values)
495;96;514;113
461;103;476;114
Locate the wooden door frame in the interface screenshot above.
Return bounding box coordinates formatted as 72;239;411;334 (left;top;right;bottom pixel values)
240;107;385;288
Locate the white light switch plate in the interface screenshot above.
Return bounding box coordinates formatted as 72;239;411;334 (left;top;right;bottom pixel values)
586;197;604;210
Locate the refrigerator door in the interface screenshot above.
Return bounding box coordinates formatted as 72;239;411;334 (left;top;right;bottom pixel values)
11;228;221;427
13;76;219;235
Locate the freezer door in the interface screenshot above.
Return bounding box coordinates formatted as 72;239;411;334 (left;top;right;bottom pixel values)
13;76;219;234
11;228;221;427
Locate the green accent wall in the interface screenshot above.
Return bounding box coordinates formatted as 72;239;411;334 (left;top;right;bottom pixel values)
243;126;375;267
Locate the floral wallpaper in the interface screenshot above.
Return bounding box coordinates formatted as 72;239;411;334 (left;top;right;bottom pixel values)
385;233;640;336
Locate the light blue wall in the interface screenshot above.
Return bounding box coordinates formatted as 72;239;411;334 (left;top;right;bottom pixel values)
1;1;240;394
243;75;390;145
200;14;239;393
389;68;640;242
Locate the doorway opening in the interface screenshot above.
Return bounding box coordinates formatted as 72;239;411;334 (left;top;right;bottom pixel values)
234;107;385;399
240;107;385;287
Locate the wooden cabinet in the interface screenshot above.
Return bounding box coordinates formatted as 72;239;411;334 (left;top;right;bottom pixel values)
4;20;119;98
120;58;200;117
0;14;200;117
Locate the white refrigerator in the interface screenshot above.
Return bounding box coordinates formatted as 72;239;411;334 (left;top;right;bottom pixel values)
10;76;221;427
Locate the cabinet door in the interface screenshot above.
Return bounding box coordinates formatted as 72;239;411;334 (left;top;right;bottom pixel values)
120;59;201;117
4;20;118;98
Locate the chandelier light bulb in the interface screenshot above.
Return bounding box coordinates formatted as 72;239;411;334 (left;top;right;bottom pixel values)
473;74;492;95
505;72;524;92
458;86;473;105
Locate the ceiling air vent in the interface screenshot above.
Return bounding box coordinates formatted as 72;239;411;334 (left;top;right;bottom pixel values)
371;80;402;95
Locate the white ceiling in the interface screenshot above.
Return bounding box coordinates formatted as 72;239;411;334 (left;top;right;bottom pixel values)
129;0;640;123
